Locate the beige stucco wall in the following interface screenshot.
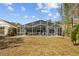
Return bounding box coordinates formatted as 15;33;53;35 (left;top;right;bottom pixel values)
0;21;10;36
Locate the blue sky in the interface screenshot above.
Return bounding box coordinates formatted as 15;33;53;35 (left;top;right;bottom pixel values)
0;3;62;24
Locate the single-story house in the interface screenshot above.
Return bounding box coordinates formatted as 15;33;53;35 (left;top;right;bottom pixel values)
0;19;65;36
0;19;17;36
25;20;65;36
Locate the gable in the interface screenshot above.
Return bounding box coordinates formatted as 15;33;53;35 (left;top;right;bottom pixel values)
0;20;10;27
0;20;17;28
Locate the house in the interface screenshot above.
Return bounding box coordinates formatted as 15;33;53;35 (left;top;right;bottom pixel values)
0;19;18;36
25;20;65;36
73;17;79;25
0;19;65;36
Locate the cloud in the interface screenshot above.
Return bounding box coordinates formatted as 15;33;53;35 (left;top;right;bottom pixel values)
11;13;20;16
48;13;52;17
36;3;61;17
47;3;60;9
53;16;57;19
37;3;61;10
32;16;35;18
3;3;14;12
36;3;43;10
55;12;60;17
41;9;49;13
8;6;14;12
3;3;13;6
53;12;60;19
21;6;26;11
35;18;39;20
24;15;28;18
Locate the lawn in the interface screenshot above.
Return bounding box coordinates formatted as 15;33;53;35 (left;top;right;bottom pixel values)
0;36;79;56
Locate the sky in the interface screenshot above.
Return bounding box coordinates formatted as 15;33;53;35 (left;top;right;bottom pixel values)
0;3;62;24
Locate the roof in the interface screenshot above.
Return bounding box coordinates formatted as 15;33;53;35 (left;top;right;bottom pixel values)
0;19;18;28
73;18;79;24
25;20;54;27
68;18;79;25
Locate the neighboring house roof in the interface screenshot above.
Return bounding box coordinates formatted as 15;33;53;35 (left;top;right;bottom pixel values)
25;20;54;27
0;19;18;28
25;20;62;29
68;18;79;24
73;18;79;24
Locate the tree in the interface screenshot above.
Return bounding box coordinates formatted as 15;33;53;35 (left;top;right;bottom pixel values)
63;3;79;36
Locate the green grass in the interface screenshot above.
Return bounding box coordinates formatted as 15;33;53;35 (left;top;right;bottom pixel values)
0;36;79;56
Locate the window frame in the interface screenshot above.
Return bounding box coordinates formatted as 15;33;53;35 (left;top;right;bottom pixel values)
0;26;5;35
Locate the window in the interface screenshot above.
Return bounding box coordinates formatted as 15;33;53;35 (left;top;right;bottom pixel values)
0;27;5;34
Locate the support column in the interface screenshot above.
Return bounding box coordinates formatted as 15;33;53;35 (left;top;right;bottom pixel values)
23;25;24;35
21;26;23;35
36;28;37;35
17;27;18;36
24;25;26;35
59;28;60;35
40;26;41;35
46;20;49;36
46;26;49;36
58;27;59;36
54;24;56;36
62;27;63;36
58;27;61;36
22;26;24;35
20;26;22;35
40;21;41;35
56;27;59;36
32;25;33;35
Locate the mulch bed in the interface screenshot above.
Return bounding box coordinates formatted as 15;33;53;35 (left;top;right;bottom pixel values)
0;37;24;49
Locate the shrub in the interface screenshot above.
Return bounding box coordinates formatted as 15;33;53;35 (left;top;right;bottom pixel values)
76;32;79;43
71;24;79;44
